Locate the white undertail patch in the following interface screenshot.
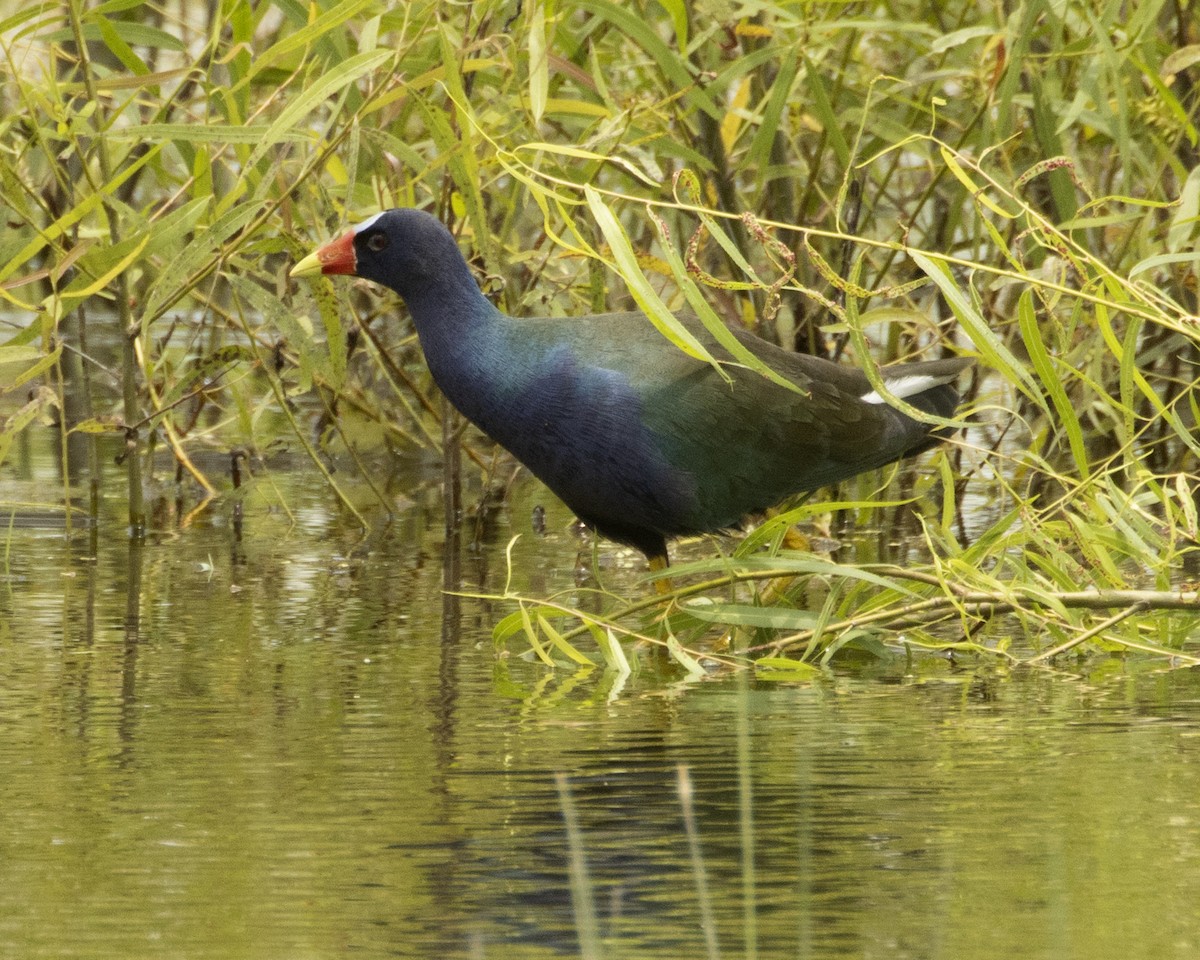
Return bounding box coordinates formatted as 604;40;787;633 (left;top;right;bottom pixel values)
860;374;946;405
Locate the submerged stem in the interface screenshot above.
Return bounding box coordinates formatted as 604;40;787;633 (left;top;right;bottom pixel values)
67;0;143;535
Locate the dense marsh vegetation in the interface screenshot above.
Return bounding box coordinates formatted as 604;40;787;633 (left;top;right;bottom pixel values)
1;0;1198;670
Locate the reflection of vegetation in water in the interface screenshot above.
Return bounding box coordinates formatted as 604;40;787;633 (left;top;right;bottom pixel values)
6;513;1200;959
1;1;1197;666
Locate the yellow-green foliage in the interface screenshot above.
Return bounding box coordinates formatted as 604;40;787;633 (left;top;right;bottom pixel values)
1;0;1197;663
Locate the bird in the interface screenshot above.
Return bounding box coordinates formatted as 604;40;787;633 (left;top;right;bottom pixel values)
291;207;972;571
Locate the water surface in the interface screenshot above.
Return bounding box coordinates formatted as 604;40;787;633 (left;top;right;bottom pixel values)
2;435;1199;959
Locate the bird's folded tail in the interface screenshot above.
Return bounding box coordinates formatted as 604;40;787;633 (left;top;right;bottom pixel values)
858;357;973;415
861;357;973;456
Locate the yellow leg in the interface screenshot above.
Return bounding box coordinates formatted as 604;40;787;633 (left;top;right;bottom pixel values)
649;553;673;595
762;507;811;553
781;525;811;552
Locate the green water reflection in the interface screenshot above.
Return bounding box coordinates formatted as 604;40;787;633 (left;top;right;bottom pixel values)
2;442;1200;959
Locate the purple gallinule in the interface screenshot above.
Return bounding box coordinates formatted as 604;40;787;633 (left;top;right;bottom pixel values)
291;208;971;568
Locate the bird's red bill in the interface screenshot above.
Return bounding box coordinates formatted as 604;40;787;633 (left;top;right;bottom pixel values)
312;230;357;275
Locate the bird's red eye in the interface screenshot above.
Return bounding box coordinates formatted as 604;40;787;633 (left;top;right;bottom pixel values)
365;232;388;252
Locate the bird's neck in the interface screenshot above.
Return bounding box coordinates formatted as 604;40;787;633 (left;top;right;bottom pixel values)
401;254;500;348
399;245;486;315
401;275;524;426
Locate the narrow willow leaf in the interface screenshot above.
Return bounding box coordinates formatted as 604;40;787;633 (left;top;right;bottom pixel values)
803;55;849;167
246;49;392;171
527;1;548;125
842;284;964;428
359;12;381;52
37;21;185;50
748;53;799;173
96;13;149;74
1068;516;1124;586
56;236;148;303
595;628;632;675
542;97;610;119
69;417;126;434
646;207;798;392
665;552;919;597
753;656;823;681
720;76;752;152
666;637;708;678
360;128;431;172
910;251;1043;407
1017;289;1088;475
1057;211;1150;231
1162;44;1200;76
1119;317;1141;446
938;452;956;532
519;606;558;666
514;142;656;187
584;186;712;362
229;275;325;388
493;608;532;647
0;389;58;466
931;25;996;53
1098;291;1200;456
436;27;472;129
853;306;943;330
106;123;309;144
658;0;688;49
709;44;782;97
537;614;596;666
154;345;254;413
37;235;115;306
1128;251;1200;277
341;123;362;210
0;345;44;369
1079;6;1132;174
821;630;891;664
940;147;1017;219
142;199;212;264
673;170;760;279
431;35;498;277
1106;632;1200;662
0;7;48;34
0;343;61;395
242;0;374;86
1175;474;1199;540
681;600;820;630
313;273;347;390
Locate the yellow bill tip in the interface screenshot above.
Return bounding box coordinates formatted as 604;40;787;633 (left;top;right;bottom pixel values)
289;250;324;279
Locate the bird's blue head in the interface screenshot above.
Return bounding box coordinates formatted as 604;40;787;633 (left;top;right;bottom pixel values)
291;207;467;302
